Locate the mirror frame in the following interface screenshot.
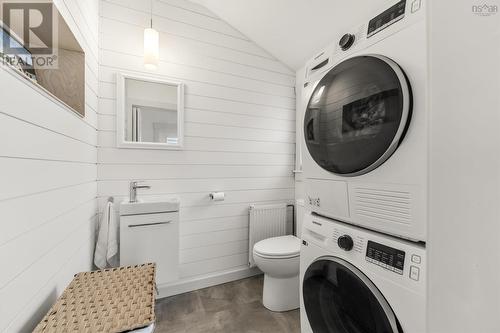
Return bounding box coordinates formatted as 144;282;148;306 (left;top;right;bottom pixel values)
116;72;185;150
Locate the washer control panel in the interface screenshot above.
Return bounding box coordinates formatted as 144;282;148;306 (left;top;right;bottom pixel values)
366;240;405;275
302;213;425;292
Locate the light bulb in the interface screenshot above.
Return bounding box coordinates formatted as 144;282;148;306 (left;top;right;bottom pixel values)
144;27;159;70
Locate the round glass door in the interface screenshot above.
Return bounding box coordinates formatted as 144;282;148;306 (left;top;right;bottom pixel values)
303;257;401;333
304;55;412;176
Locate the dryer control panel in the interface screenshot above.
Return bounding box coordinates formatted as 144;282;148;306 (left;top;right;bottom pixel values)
367;0;407;38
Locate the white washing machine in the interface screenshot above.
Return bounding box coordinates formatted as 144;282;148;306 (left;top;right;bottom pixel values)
300;212;426;333
301;0;427;242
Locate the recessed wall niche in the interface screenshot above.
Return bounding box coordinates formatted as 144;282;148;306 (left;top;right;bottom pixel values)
0;0;85;116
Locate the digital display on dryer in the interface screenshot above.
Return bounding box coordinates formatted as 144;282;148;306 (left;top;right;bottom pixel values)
367;0;406;38
366;240;405;275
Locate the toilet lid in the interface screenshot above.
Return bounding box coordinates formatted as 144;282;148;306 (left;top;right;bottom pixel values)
253;235;301;258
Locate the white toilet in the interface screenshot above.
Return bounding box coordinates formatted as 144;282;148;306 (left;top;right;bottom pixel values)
253;235;301;312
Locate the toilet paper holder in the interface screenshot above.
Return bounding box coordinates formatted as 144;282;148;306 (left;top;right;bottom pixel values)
209;192;225;201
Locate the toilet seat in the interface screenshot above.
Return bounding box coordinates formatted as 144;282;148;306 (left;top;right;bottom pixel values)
253;235;301;259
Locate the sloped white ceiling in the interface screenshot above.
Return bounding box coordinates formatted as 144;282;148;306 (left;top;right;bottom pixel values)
191;0;390;70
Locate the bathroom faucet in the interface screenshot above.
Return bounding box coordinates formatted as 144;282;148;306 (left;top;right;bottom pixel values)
129;181;151;203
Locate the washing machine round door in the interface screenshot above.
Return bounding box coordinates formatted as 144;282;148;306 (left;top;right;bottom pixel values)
303;257;402;333
304;55;412;176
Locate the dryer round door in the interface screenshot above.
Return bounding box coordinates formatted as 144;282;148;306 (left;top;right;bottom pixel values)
303;257;402;333
303;55;412;176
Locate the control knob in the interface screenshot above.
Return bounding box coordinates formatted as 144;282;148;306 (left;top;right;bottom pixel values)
339;33;355;51
337;235;354;251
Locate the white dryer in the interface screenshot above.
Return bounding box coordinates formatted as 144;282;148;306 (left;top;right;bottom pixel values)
301;0;427;241
300;212;426;333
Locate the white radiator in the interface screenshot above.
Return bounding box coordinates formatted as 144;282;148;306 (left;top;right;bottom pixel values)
248;203;288;267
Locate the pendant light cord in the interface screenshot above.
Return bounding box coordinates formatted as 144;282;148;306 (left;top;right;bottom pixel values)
150;0;153;28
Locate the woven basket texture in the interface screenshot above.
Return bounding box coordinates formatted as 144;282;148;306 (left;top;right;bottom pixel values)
33;263;156;333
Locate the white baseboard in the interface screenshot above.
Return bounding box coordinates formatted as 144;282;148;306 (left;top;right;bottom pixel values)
157;266;262;298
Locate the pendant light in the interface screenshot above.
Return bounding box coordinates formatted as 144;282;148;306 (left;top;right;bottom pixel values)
144;0;159;70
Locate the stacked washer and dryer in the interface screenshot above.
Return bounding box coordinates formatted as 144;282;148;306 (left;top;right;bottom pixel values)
299;0;427;332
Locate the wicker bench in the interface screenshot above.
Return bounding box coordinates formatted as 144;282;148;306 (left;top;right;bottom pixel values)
34;263;156;333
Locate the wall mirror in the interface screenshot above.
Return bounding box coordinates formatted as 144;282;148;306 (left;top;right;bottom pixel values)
116;73;184;149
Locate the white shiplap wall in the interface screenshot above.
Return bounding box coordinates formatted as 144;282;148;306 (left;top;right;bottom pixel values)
0;0;99;331
98;0;296;291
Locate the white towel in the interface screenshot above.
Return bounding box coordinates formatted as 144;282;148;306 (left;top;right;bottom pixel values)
94;201;118;269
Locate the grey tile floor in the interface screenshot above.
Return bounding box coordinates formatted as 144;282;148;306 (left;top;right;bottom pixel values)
154;275;300;333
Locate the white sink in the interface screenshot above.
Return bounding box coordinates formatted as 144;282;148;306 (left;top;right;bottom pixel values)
120;199;180;215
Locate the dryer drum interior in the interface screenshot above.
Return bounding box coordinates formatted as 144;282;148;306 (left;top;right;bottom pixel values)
303;257;403;333
304;55;413;177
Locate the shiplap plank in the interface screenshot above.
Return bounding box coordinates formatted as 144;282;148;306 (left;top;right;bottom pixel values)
184;109;295;131
185;122;295;143
182;136;295;155
98;148;294;166
98;48;294;98
180;201;293;222
179;253;248;278
1;158;96;201
4;236;95;333
97;130;295;154
180;240;248;264
0;217;96;332
184;95;295;120
98;58;295;106
0;200;97;289
86;63;99;92
1;182;97;246
85;84;99;113
98;177;293;197
54;0;99;62
0;113;96;163
85;105;99;130
0;69;97;146
98;92;295;120
99;18;293;86
180;228;248;250
99;200;293;226
180;215;249;235
98;116;294;143
101;1;271;58
64;0;99;44
103;0;246;39
97;189;294;214
158;0;220;19
98;164;293;180
97;109;295;132
73;0;99;40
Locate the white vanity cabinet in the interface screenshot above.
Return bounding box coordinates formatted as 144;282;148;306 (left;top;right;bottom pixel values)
120;201;179;286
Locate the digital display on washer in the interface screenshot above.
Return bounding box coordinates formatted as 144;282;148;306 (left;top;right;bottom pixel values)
367;0;406;38
366;240;405;275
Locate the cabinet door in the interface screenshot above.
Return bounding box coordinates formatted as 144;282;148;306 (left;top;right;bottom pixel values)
120;212;179;285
